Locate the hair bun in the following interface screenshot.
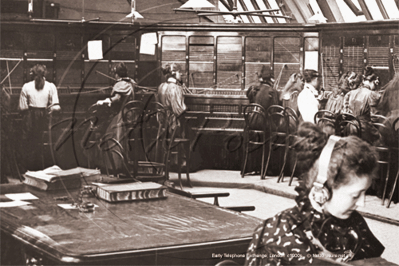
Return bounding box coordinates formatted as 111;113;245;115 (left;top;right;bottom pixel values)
293;122;327;173
363;66;374;77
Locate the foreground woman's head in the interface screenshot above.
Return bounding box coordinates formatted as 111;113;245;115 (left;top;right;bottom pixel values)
294;122;378;219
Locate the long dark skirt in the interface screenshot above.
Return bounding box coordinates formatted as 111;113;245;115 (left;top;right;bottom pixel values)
22;108;49;171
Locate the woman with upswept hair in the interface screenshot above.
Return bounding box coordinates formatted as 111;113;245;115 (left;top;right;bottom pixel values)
96;62;135;172
343;66;381;144
18;64;60;170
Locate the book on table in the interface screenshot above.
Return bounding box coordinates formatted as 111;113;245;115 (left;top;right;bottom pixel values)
23;165;100;191
96;182;167;202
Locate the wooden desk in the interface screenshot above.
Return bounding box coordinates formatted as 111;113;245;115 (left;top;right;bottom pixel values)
0;182;261;265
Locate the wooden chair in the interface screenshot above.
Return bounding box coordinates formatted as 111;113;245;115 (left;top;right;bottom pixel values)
264;105;289;181
386;117;399;208
283;107;299;185
314;110;336;128
141;102;192;188
78;104;103;168
98;136;137;181
162;105;193;189
122;100;145;178
126;101;168;183
335;113;362;138
241;104;267;179
371;117;391;205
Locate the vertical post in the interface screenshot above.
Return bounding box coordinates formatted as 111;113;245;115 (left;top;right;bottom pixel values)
82;0;85;22
131;0;135;24
28;0;34;19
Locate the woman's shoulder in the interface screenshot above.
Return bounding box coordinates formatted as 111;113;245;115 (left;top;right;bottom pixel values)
113;80;134;94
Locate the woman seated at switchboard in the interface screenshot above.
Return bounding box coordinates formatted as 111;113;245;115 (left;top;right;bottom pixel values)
244;122;384;265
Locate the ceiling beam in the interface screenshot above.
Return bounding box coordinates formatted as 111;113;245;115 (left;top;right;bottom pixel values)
375;0;389;19
316;0;335;22
280;0;306;23
291;0;313;23
219;0;232;10
238;0;255;23
357;0;372;20
319;0;344;22
250;0;268;23
343;0;364;16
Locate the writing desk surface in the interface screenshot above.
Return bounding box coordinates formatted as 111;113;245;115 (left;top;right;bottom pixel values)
0;183;261;264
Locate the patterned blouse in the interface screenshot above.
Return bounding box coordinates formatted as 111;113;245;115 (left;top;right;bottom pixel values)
244;183;384;266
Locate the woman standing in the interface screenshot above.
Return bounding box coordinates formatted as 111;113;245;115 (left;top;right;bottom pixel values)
18;64;60;171
297;69;321;123
96;62;135;172
157;63;187;132
244;122;384;265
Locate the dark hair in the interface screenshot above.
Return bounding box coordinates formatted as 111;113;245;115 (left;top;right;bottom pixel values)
112;62;128;78
259;65;274;83
337;71;362;94
31;64;47;91
303;69;319;83
162;63;181;80
293;122;378;191
363;66;379;84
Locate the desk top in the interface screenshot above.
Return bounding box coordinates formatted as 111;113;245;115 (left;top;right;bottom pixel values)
0;182;261;263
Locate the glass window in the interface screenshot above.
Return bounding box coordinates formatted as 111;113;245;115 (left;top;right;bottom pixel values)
245;37;271;89
189;36;214;88
304;37;319;72
274;37;300;89
161;36;186;83
217;36;242;89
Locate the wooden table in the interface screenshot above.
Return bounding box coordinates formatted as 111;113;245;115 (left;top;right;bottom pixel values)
0;182;261;265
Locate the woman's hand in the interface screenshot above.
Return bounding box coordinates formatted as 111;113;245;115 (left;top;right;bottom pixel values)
96;98;112;107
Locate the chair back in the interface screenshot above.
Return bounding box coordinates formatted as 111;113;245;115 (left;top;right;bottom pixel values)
335;113;362;138
98;136;136;180
266;105;288;134
122;100;145;129
314;110;336;125
243;103;267;132
284;107;299;134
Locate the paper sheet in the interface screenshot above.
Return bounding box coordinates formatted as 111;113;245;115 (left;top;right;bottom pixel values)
58;203;99;210
5;193;38;201
88;40;103;60
57;204;78;210
304;51;319;71
140;33;157;55
0;201;31;208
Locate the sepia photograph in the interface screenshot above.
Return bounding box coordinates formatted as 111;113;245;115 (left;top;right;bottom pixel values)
1;0;399;265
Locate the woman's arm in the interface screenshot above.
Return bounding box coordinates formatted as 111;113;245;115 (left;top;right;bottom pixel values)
18;85;29;111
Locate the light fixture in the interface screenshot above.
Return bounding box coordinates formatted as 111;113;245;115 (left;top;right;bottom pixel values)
126;0;144;23
174;0;291;20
